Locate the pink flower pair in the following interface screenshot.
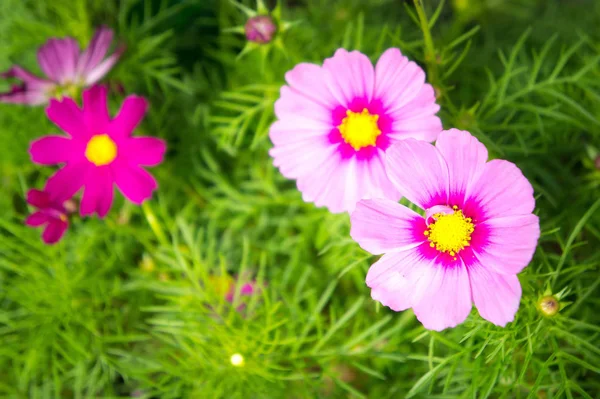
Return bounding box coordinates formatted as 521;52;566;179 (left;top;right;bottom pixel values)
269;49;540;330
26;85;166;244
2;28;166;244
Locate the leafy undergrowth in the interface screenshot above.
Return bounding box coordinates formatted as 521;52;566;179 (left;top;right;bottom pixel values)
1;0;599;397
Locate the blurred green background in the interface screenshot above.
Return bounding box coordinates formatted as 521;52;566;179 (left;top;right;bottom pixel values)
0;0;599;397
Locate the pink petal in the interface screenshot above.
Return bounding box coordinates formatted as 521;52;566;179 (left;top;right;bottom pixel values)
109;95;148;138
274;86;333;124
122;137;166;166
45;161;90;202
388;114;442;142
434;129;488;205
322;49;375;107
29;135;80;165
25;211;49;227
113;162;158;204
37;38;80;83
361;151;401;202
465;159;535;220
26;189;50;208
84;45;125;85
284;63;338;108
297;155;351;213
270;120;336;180
412;262;473;331
82;85;110;132
77;27;114;76
0;84;50;105
46;97;90;140
2;66;52;88
374;48;426;113
351;199;425;254
468;264;521;326
367;246;438;312
473;214;540;275
80;167;114;218
42;220;68;244
385;140;449;209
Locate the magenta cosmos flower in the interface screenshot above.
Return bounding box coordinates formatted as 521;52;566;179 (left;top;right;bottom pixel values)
25;189;69;244
350;129;540;331
0;26;123;105
29;85;166;217
269;48;442;213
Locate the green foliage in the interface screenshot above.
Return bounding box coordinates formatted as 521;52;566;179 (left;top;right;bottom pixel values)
1;0;600;397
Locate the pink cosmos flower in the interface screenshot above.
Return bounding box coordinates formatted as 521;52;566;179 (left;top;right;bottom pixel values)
29;85;166;217
269;48;442;213
350;129;540;331
0;26;124;105
25;189;69;244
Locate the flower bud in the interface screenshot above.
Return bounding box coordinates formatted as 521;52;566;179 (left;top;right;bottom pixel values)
245;15;277;44
538;295;560;317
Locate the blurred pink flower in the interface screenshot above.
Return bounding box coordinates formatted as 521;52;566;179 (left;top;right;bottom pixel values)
25;189;69;244
350;129;540;331
225;281;258;303
269;48;442;213
29;85;166;217
0;26;124;105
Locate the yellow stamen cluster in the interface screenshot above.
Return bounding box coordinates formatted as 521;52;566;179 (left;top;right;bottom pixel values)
424;205;474;257
85;134;118;166
337;108;381;151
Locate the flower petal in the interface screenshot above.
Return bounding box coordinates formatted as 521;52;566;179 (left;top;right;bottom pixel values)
472;214;540;275
374;48;426;113
29;135;81;165
26;189;50;208
82;85;110;132
298;155;352;213
77;26;114;76
25;211;49;227
37;38;79;83
80;167;114;218
0;84;50;105
412;262;473;331
435;129;488;206
274;86;333;124
385;140;449;209
45;161;90;202
322;49;375;107
109;95;148;138
84;45;125;85
270;120;336;180
46;97;90;140
113;162;158;204
2;66;51;88
284;63;338;108
351;199;425;254
367;246;438;312
122;137;166;166
42;219;68;244
468;264;521;327
465;159;535;220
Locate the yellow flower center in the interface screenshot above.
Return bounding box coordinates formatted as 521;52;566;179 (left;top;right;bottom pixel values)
337;108;381;151
425;206;474;257
85;134;117;166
